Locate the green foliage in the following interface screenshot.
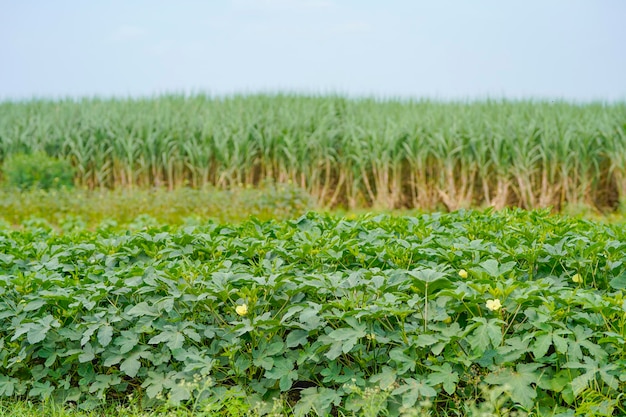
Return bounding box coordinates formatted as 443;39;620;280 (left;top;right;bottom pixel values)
0;185;313;227
1;95;625;211
1;153;75;190
0;210;626;416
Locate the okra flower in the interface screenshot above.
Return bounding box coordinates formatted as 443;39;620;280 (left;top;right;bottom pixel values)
458;269;468;279
235;304;248;316
571;273;582;283
486;299;502;312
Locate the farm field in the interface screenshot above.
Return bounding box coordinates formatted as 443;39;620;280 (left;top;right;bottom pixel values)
1;210;625;416
1;95;626;212
1;95;626;416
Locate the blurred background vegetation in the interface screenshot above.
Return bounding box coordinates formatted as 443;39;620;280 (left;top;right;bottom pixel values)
1;94;625;219
0;183;313;228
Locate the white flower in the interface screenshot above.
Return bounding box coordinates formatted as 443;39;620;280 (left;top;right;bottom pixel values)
235;304;248;316
486;299;502;312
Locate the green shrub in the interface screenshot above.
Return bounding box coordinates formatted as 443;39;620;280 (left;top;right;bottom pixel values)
1;153;75;190
1;211;626;415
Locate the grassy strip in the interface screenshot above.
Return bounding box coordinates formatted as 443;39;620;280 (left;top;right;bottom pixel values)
0;184;312;228
1;187;622;232
0;400;239;417
0;401;142;417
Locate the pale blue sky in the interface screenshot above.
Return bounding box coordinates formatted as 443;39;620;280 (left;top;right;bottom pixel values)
2;0;625;101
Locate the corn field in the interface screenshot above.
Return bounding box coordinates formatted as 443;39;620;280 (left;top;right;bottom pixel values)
1;94;625;210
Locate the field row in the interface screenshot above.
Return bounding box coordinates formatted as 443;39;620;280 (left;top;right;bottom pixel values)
1;95;626;210
1;210;625;415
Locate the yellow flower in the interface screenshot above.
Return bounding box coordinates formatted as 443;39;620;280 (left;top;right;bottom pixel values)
235;304;248;316
458;269;468;279
486;299;502;312
572;273;582;283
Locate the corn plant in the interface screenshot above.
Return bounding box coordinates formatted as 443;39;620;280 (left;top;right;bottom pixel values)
1;96;625;211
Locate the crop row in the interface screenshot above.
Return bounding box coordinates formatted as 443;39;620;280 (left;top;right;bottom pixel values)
1;95;625;210
1;210;625;415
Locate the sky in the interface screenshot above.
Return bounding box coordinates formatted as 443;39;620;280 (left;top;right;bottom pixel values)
1;0;625;101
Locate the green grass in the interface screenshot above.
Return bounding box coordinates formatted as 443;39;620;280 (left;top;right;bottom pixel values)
0;400;146;417
0;183;313;228
1;95;625;211
1;186;624;232
0;399;252;417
